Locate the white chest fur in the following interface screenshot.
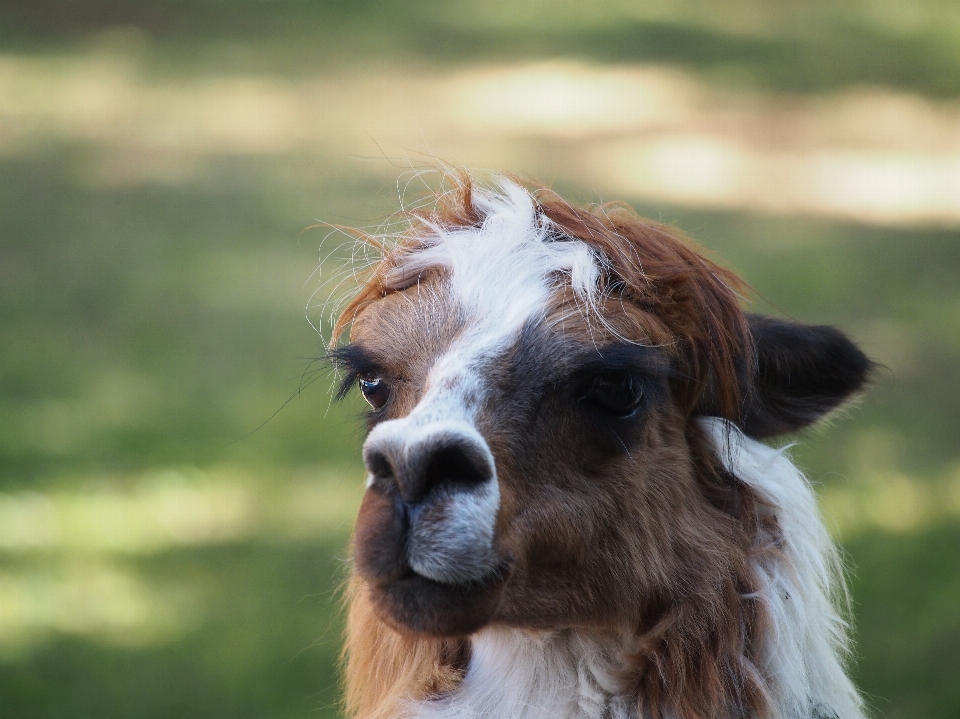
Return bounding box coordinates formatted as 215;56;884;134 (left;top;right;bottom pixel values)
408;627;636;719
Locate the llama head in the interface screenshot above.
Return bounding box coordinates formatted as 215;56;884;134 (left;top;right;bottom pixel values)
332;175;871;717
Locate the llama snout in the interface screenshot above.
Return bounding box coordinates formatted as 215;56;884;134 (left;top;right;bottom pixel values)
358;420;502;586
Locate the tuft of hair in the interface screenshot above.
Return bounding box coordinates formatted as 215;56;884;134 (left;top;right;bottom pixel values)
332;170;752;423
701;418;867;719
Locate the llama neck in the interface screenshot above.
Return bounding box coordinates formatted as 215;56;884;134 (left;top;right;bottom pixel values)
408;627;637;719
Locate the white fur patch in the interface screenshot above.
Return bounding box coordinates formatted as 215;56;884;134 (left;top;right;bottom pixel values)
700;418;867;719
361;180;605;585
401;179;603;334
408;627;636;719
407;455;500;585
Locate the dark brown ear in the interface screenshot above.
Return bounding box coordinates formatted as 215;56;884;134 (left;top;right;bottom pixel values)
698;314;874;438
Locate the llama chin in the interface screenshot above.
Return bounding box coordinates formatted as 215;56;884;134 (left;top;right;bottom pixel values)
330;172;872;719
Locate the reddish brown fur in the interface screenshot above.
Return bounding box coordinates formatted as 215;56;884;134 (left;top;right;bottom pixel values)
343;575;467;719
536;192;753;422
338;174;776;719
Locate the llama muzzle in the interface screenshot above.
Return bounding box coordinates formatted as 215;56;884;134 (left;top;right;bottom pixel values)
354;418;510;636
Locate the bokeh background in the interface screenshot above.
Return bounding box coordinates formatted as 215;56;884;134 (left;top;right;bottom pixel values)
2;2;960;718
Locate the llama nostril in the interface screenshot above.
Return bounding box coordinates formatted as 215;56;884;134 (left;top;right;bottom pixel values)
364;448;396;489
423;444;492;494
400;438;494;506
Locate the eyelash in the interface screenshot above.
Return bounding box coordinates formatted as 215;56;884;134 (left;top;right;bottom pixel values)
335;370;362;402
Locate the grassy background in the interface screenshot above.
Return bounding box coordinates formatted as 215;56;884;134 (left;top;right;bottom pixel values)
1;2;959;718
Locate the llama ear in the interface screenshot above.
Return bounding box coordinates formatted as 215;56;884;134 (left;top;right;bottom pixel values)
733;314;874;438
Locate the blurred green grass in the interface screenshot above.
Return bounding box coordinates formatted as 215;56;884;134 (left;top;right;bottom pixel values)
0;541;350;719
0;151;377;484
3;0;960;96
1;3;959;719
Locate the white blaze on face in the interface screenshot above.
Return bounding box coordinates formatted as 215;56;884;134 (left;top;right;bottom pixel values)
362;179;604;585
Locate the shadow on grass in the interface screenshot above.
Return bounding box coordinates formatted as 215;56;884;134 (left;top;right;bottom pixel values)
1;0;959;96
0;540;351;719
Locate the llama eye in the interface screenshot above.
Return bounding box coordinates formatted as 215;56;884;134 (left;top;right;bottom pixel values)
582;372;644;417
359;373;389;409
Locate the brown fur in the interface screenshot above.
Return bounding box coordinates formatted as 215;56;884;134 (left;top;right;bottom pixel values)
536;192;752;422
337;173;776;719
622;424;778;719
344;574;468;719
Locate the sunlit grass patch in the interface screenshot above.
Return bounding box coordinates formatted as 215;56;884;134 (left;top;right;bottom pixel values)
821;464;960;538
0;540;349;719
4;48;960;225
0;560;202;655
0;464;362;659
0;465;364;554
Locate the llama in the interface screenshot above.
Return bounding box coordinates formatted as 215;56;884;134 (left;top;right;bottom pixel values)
329;174;872;719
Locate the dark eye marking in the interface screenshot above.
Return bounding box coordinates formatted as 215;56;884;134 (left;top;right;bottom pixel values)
570;344;670;419
581;371;645;417
329;344;392;409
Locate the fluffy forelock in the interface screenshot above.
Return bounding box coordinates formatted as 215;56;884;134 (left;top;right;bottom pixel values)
333;171;752;422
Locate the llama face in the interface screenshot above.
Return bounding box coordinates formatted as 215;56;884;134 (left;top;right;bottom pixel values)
335;178;871;641
335;178;873;719
340;190;713;637
348;277;694;637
